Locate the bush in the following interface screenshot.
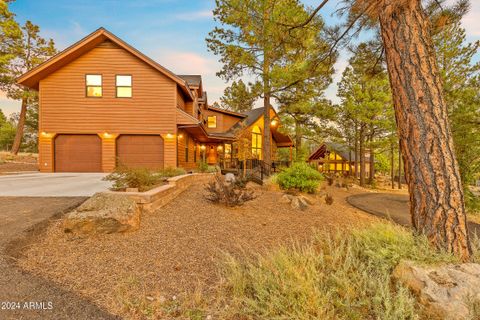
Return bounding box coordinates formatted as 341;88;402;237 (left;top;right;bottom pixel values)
219;223;459;320
276;162;323;193
197;160;209;173
205;174;255;207
104;166;162;192
158;166;186;177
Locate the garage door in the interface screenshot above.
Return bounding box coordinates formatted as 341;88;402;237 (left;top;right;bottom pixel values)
116;135;164;169
55;134;102;172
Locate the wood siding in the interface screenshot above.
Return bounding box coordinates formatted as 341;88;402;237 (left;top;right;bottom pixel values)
177;129;197;170
38;40;179;170
39;41;176;135
203;109;242;133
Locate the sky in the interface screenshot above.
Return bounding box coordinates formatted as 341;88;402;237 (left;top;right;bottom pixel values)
1;0;479;117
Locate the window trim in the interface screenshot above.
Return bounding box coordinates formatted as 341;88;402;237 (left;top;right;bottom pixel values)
85;74;103;98
115;74;133;98
207;115;217;128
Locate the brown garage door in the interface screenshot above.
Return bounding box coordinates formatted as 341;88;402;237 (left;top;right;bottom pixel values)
116;135;164;169
55;134;102;172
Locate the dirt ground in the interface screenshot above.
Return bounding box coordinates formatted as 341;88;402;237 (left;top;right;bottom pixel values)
0;152;38;174
17;179;377;318
0;197;119;320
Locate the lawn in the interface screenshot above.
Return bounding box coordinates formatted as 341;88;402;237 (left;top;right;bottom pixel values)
18;177;375;319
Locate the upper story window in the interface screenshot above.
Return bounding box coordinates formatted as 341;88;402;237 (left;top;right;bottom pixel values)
86;74;102;97
207;116;217;128
116;75;132;98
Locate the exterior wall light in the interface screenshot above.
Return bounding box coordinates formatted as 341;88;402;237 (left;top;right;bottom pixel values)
178;134;183;139
217;145;223;151
200;145;206;150
166;133;174;139
103;132;112;138
40;131;53;138
271;120;278;127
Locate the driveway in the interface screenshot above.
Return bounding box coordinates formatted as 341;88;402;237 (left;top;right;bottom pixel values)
0;197;119;320
0;173;112;197
347;193;480;236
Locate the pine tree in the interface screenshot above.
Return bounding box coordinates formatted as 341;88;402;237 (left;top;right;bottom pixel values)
0;20;56;154
220;80;258;112
207;0;334;164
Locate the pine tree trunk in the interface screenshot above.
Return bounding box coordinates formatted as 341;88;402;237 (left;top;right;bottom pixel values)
359;125;365;187
11;95;28;155
391;141;395;189
378;0;471;260
398;142;402;190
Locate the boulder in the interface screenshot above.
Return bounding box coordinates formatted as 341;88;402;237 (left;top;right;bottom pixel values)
280;194;294;203
392;260;480;319
225;173;236;184
291;196;308;211
63;193;141;235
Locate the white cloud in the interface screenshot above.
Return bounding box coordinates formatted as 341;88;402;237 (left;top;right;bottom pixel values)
324;53;350;105
174;10;213;21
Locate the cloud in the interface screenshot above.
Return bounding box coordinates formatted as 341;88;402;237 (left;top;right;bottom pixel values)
324;54;350;104
174;10;213;21
153;50;220;76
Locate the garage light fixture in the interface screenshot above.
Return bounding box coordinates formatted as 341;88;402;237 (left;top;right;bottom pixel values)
166;133;174;139
102;132;113;138
40;131;53;138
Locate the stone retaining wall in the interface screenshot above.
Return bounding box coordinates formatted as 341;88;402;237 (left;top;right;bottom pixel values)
104;173;213;214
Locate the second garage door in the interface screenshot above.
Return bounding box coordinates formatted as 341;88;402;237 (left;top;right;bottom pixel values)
116;135;164;169
55;134;102;172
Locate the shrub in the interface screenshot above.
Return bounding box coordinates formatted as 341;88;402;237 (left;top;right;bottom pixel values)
104;166;163;191
276;162;323;193
197;160;209;173
218;223;459;320
158;166;186;177
205;174;255;207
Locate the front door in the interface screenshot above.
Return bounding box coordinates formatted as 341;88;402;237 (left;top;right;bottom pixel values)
207;145;217;164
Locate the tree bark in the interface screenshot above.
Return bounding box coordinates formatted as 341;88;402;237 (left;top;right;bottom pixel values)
369;147;375;184
378;0;471;260
398;142;402;190
390;141;395;189
359;124;365;187
11;94;28;155
262;8;271;166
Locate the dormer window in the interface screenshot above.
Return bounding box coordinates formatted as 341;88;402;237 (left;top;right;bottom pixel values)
116;75;132;98
207;116;217;128
86;74;102;97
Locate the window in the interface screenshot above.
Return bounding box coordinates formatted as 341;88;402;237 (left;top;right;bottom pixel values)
116;75;132;98
207;116;217;128
224;143;232;160
185;135;189;162
251;126;262;159
86;74;102;97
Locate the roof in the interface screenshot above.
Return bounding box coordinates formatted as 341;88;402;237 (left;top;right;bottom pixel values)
17;27;194;100
207;105;247;118
308;142;370;162
227;107;267;133
178;75;202;87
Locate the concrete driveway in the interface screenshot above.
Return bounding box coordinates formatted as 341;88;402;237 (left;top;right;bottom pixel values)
0;173;112;197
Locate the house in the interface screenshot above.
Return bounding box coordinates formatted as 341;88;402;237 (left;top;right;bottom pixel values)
307;142;370;176
17;28;293;173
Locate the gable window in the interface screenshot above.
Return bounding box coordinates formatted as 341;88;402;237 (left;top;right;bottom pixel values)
116;75;132;98
252;125;262;159
86;74;102;97
207;116;217;128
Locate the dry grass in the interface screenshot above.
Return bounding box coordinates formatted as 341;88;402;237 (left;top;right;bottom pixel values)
0;151;38;173
18;178;376;319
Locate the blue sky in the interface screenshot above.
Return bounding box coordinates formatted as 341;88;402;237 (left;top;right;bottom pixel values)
1;0;479;116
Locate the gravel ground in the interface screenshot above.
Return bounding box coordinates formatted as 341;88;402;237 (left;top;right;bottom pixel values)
0;197;119;320
18;179;376;319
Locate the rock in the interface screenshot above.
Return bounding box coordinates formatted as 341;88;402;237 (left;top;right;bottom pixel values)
298;195;314;205
63;193;141;235
126;187;139;192
281;194;293;203
392;260;480;319
291;196;308;211
225;173;236;184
